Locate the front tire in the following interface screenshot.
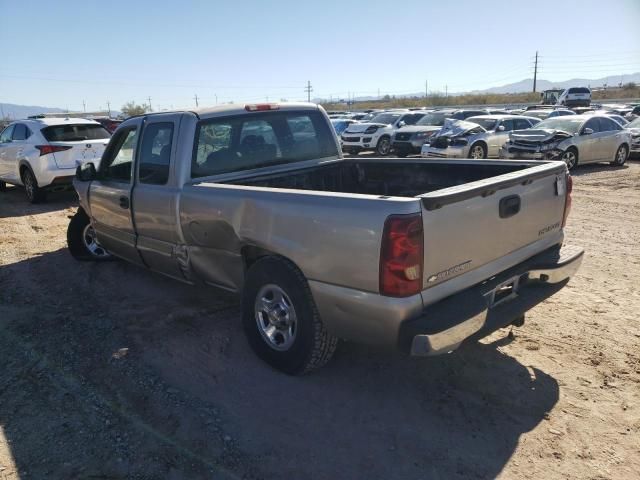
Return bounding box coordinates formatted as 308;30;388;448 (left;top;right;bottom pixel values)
469;142;487;159
67;209;112;261
376;136;391;156
21;168;46;203
611;144;628;166
242;256;338;375
562;148;579;170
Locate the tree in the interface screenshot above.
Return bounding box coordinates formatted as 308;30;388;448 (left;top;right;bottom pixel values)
623;82;637;90
121;101;148;118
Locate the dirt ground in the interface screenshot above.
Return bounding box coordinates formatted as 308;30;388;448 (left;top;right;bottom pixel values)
1;160;639;480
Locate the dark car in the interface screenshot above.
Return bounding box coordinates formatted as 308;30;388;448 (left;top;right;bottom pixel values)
92;118;122;133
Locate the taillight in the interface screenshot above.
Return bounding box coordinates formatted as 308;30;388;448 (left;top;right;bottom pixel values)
562;174;573;227
36;145;72;156
245;104;279;112
380;213;424;297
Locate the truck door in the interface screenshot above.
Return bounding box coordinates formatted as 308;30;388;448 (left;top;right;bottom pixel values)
131;113;187;280
90;118;144;265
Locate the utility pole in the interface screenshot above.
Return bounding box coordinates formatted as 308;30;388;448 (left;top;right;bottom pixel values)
106;101;111;117
377;88;380;99
194;94;199;107
214;93;218;105
445;85;448;98
533;50;539;93
425;79;428;98
305;81;313;102
147;96;152;112
82;100;86;112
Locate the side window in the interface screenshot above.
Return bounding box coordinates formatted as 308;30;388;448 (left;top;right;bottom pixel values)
583;119;600;133
0;125;14;143
514;118;532;130
500;119;516;131
402;114;423;126
99;127;138;182
598;118;621;132
12;124;28;141
139;122;174;185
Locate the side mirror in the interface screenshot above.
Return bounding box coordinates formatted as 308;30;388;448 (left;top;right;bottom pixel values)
497;125;506;131
582;128;594;135
398;121;406;128
76;162;97;182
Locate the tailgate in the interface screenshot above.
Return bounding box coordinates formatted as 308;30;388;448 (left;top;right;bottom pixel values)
419;161;569;290
51;140;108;169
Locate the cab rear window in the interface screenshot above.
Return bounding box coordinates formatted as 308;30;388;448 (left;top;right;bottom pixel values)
42;124;111;142
192;110;338;178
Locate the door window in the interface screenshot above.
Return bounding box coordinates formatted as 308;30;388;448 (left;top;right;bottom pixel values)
582;118;600;134
0;125;14;143
500;119;516;131
597;117;621;132
99;127;138;182
514;118;532;130
139;122;174;185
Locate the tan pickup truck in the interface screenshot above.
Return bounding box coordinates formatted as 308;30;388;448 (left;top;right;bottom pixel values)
68;102;583;374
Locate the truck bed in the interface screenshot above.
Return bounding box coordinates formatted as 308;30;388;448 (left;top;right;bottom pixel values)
227;158;532;198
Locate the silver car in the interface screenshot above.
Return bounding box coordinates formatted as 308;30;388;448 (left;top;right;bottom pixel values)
422;115;539;159
501;115;632;169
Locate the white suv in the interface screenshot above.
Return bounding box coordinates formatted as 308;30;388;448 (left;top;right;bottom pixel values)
341;110;426;155
557;87;591;108
0;117;110;202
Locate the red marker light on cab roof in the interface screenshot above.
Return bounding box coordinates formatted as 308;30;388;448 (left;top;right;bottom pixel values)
245;104;280;112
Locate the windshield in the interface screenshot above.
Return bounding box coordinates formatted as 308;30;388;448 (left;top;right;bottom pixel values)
41;123;110;142
192;110;338;177
416;112;448;126
370;113;402;125
535;117;584;134
465;117;498;130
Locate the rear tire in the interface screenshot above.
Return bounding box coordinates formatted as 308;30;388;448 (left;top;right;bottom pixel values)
242;256;338;375
67;209;113;261
611;144;628;166
21;168;46;203
376;136;391;156
562;148;579;170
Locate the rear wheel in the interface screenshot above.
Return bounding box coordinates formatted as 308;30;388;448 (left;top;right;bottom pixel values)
376;136;391;156
469;142;487;159
242;256;338;375
67;209;112;261
21;168;46;203
611;144;628;166
562;148;578;170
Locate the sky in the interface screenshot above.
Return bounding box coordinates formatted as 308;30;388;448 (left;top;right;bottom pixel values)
1;0;639;112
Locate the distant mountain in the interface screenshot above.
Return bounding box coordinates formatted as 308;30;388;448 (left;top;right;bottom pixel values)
0;103;65;120
317;72;640;103
473;73;640;95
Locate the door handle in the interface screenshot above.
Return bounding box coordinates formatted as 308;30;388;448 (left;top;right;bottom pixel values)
499;195;521;218
119;196;130;209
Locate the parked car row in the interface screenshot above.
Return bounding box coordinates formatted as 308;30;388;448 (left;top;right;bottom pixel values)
330;99;637;170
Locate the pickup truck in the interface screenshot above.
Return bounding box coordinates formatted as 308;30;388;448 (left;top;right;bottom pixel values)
68;102;584;375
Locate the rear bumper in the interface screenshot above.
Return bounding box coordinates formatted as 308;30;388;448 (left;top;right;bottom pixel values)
309;243;583;354
401;244;583;355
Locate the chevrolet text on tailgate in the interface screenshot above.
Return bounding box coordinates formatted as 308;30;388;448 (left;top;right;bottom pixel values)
68;102;584;374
